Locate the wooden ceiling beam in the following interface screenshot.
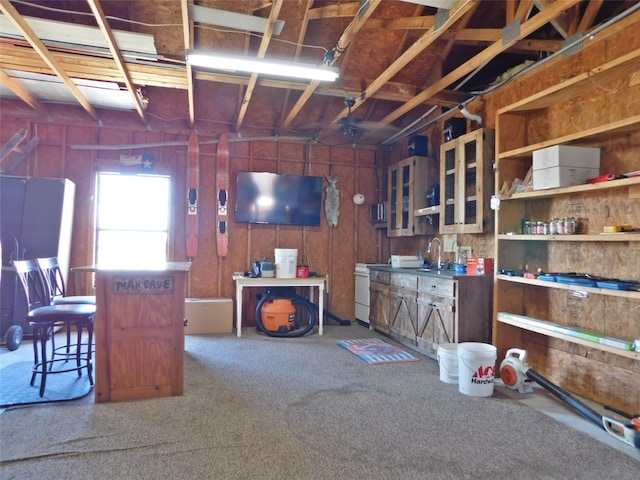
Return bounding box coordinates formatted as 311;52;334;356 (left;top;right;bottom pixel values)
0;69;47;113
0;0;99;121
577;0;603;33
180;0;195;128
381;0;582;125
87;0;146;124
235;0;282;131
276;0;313;134
330;0;477;126
282;0;383;130
0;42;464;104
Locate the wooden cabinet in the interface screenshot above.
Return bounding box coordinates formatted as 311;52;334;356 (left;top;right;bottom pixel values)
492;49;640;413
369;267;493;358
440;128;494;234
89;263;191;403
387;156;438;237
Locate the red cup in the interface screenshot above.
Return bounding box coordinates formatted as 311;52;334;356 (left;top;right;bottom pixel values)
296;266;309;278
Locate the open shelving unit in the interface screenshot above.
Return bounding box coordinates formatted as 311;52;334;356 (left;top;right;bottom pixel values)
492;47;640;412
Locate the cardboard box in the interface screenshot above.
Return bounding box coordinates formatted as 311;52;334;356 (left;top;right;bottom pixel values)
532;145;600;190
532;166;600;190
184;298;233;334
466;258;494;275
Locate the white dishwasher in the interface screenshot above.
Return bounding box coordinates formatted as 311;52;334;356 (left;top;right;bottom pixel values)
354;263;388;326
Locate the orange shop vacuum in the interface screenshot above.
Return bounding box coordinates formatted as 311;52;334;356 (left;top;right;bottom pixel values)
260;298;296;333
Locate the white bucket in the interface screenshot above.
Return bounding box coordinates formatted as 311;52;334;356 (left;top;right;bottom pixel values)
457;342;497;397
274;249;298;278
437;344;458;384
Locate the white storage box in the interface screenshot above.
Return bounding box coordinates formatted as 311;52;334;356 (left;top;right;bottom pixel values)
533;166;600;190
391;255;422;268
185;298;233;334
532;145;600;190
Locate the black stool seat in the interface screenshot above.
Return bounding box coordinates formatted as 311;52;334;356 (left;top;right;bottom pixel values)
52;295;96;305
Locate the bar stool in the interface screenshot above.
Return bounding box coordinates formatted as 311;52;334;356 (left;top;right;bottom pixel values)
36;257;95;361
13;259;95;397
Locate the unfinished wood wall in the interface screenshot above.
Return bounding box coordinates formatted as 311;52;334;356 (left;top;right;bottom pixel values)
0;109;389;326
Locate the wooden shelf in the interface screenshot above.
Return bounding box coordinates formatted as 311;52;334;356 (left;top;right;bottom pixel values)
496;274;640;299
497;49;640;114
497;233;640;241
414;205;441;217
500;174;640;200
497;312;640;360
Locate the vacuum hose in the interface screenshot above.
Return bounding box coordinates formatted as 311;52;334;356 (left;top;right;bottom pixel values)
524;368;604;429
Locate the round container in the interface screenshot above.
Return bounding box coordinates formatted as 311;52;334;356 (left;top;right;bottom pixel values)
437;343;459;384
274;249;298;278
296;265;309;278
457;342;497;397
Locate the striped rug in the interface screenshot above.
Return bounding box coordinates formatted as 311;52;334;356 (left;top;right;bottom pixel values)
337;338;420;365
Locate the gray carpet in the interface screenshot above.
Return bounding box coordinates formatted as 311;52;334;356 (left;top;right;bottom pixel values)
0;325;638;479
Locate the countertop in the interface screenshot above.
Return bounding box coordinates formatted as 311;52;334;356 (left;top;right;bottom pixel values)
73;262;192;273
368;264;491;279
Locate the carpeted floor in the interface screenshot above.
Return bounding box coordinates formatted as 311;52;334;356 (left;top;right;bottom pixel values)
0;326;638;479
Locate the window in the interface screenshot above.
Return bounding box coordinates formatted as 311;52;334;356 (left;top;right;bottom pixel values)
95;173;171;267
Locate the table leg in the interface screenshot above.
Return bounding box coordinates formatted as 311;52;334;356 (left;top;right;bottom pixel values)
236;284;243;338
318;284;324;335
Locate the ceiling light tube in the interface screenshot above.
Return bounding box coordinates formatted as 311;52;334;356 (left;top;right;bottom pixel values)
187;51;339;82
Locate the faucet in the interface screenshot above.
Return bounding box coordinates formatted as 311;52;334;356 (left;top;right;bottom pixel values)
427;237;442;270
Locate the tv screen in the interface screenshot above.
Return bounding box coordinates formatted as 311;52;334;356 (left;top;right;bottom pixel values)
235;171;323;226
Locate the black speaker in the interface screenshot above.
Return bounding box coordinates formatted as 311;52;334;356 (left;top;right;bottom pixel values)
444;118;466;142
408;135;428;156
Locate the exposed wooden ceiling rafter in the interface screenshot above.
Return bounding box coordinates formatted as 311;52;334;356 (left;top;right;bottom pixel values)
381;0;583;125
0;68;47;114
87;0;146;124
235;0;282;131
329;0;477;127
281;0;383;130
0;0;99;121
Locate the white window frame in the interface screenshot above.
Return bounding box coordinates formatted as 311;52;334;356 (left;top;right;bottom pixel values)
94;172;172;267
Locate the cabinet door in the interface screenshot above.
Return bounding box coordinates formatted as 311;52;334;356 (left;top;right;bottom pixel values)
369;281;391;333
388;159;412;236
388;284;418;346
417;290;455;356
440;129;494;234
387;156;436;237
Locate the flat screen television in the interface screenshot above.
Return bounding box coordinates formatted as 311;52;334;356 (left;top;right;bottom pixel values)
235;171;323;226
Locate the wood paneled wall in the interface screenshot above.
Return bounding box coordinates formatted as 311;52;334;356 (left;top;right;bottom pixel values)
0;111;390;326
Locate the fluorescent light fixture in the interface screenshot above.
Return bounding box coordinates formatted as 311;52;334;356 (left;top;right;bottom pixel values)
188;50;339;82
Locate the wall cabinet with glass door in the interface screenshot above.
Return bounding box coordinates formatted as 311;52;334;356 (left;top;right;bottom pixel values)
493;48;640;414
387;156;438;237
440;128;494;234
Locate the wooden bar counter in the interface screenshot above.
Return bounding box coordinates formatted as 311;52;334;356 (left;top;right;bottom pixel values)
74;262;191;403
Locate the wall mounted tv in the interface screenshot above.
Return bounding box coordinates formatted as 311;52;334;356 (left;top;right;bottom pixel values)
235;171;323;226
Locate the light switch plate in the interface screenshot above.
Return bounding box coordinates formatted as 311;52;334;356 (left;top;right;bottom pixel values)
443;234;458;252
